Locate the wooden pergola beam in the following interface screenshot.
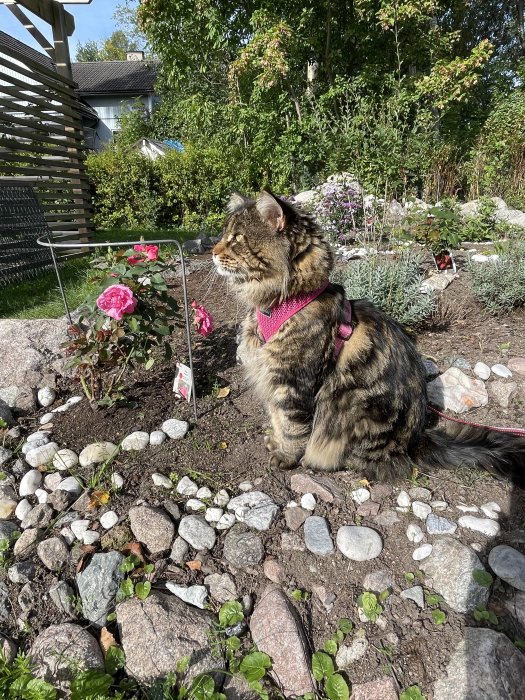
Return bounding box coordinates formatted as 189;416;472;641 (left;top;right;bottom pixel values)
5;3;55;59
0;0;75;36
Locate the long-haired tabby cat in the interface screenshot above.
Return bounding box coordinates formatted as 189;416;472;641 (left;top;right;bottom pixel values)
213;190;525;486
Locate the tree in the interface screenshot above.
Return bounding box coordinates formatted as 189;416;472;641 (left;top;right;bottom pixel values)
75;30;140;62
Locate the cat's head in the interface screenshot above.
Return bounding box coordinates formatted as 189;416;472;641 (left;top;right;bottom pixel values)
213;190;333;307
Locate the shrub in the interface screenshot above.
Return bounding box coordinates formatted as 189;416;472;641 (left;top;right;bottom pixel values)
467;243;525;314
333;252;435;327
311;174;365;244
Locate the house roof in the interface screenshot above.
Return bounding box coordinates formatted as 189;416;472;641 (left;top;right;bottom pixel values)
71;61;158;96
0;30;55;71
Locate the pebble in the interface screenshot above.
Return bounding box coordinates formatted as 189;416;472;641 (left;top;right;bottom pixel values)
488;545;525;591
474;362;491;380
204;507;223;523
336;526;382;561
15;499;32;521
426;513;457;535
13;528;40;556
22;436;49;454
100;511;118;529
57;476;82;495
111;473;124;490
458;515;500;537
245;503;279;531
178;515;216;550
214;489;230;507
406;523;424;543
223;524;264;567
304;516;334;556
412;501;432;520
129;506;175;554
489;380;518;408
363;570;393;592
204;572;238;603
70;520;90;540
37;537;69;571
27;432;50;445
185;499;206;512
227;491;274;511
44;473;63;491
163;502;180;521
49;581;76;617
457;503;478;513
0;447;13;467
21;504;53;530
165;583;207;609
408;487;432;502
431;500;448;511
169;537;189;564
60;528;75;545
161;419;189;439
508;356;525;377
285;505;309;531
83;531;100;545
238;481;253;492
263;559;284;583
149;430;166;446
397;491;411;508
25;442;59;468
76;551;123;627
281;532;306;552
351;488;370;505
491;363;512;378
19;469;43;497
336;637;369;669
37;387;56;407
8;560;36;584
480;502;501;520
48;490;73;511
78;442;118;467
374;510;400;527
176;476;198;496
300;493;316;511
39;412;54;425
151;473;173;489
412;544;433;560
121;431;150;451
35;489;48;504
400;586;425;609
427;367;488;414
216;513;236;530
290;473;339;503
196;487;212;500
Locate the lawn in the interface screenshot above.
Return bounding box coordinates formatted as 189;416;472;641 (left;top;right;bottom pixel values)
0;228;195;320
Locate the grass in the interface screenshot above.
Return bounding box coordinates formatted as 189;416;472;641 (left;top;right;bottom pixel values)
0;228;196;320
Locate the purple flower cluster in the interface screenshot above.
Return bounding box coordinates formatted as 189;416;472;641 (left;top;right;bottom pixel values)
314;182;364;243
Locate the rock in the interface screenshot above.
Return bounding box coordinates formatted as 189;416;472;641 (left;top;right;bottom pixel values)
413;544;433;561
474;362;491;380
289;473;340;502
223;675;259;699
412;501;432;520
161;419;189;439
508;357;525;378
357;501;380;517
363;570;393;592
244;503;279;531
431;500;448;511
70;519;90;540
163;501;181;521
78;442;118;467
77;551;124;627
35;489;48;504
165;583;207;609
489;380;517;408
488;545;525;591
0;497;17;520
263;559;284;583
29;623;104;692
503;591;525;632
250;584;315;697
22;436;49;454
227;491;274;511
1;635;17;664
19;469;43;497
149;430;166;446
352;677;398;700
18;581;35;613
100;511;118;529
335;637;369;669
427;367;488;414
480;502;501;520
223;524;264;567
37;387;56;407
24;442;58;469
152;473;173;489
39;412;54;424
433;627;525;700
457;503;479;513
397;491;411;508
129;506;175;554
304;516;334;556
0;520;19;540
408;487;432;502
15;498;32;521
300;493;316;511
373;510;400;527
458;515;500;537
491;363;512;378
426;513;457;535
170;537;189;564
52;449;79;471
216;513;236;530
49;580;76;617
176;475;199;496
111;473;124;490
57;476;83;494
37;537;69;571
407;523;424;543
197;486;212;499
0;385;36;413
178;515;216;550
214;489;230;507
420;536;489;612
204;573;238;603
238;481;253;492
186;498;206;512
44;472;63;491
401;586;425;608
60;527;75;545
205;507;223;523
285;506;309;531
117;592;223;684
7;560;36;584
351;488;370;505
451;357;472;371
100;523;132;551
421;272;456;293
281;532;306;552
0;582;10;622
121;431;149;451
336;526;382;561
13;528;41;556
0;447;13;467
423;359;440;377
226;491;278;531
21;503;53;530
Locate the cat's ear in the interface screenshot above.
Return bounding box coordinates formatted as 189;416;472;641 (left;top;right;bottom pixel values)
227;192;251;214
256;190;287;232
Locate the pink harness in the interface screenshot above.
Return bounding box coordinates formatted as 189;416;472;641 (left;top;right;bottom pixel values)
256;281;353;357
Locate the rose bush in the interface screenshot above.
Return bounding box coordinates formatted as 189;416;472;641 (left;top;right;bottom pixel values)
96;284;138;320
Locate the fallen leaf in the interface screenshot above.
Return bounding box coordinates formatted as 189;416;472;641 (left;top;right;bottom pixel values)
39;423;54;430
88;490;110;510
217;386;230;399
76;545;96;573
219;441;228;450
100;627;117;655
358;479;370;487
186;560;202;571
122;541;145;563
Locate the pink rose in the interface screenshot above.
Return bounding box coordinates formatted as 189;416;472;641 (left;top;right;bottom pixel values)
127;254;143;266
133;244;159;261
96;284;138;321
191;301;214;337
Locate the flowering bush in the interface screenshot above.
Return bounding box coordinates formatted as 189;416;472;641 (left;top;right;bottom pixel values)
311;174;365;244
63;245;182;407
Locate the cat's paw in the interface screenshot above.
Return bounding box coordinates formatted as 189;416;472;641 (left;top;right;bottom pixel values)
264;434;279;452
268;450;297;470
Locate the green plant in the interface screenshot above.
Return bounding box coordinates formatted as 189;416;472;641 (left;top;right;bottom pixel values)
467;242;525;313
357;592;383;622
291;589;309;602
333;251;435;327
400;686;427;700
311;652;350;700
473;606;499;626
472;569;493;588
0;651;57;699
413;200;461;258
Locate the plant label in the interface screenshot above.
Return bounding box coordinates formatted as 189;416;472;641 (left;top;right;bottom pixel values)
173;362;193;403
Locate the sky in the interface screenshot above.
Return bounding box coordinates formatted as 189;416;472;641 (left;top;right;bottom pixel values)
0;0;139;60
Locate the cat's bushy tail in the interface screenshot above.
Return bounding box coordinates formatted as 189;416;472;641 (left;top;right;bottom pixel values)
419;425;525;488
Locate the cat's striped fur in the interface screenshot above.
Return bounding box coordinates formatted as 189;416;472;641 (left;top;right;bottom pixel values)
213;190;525;485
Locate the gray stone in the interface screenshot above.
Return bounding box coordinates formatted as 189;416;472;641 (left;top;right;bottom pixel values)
397;490;411;507
373;510;400;527
0;447;13;466
503;591;525;632
303;516;334;556
289;473;340;502
0;520;19;540
408;487;432;502
363;570;393;593
0;635;17;664
117;592;223;684
37;537;69;571
79;442;118;467
227;491;274;511
178;514;216;551
285;506;309;531
24;443;58;469
37;387;56;407
169;536;189;564
76;551;124;627
152;473;173;488
149;430;166;446
165;583;207;609
176;475;199;496
489;380;518;408
13;528;41;556
420;536;489;612
49;580;77;617
129;505;175;554
423;360;439;377
451;357;471;371
161;419;189;439
413;544;433;560
52;449;79;471
0;581;10;622
19;469;43;497
223;675;259;700
205;507;223;523
336;526;383;561
7;560;36;584
29;623;104;693
427;367;488;414
426;513;457;535
458;515;500;537
474;362;491;380
223;524;264;567
488;545;525;591
244;503;279;531
48;490;74;511
491;363;512;378
352;677;398;700
400;586;425;609
335;637;369;669
433;628;525;700
18;582;35;613
0;385;36;413
250;584;315;697
508;357;525;378
121;431;150;451
21;504;53;530
412;501;432;520
164;501;181;521
406;523;424;543
57;476;83;495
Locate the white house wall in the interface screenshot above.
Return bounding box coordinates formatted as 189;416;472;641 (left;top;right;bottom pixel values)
84;94;154;150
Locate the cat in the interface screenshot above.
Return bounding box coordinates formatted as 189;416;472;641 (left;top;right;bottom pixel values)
213;190;525;486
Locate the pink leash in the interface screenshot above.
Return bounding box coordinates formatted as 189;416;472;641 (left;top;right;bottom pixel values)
428;405;525;438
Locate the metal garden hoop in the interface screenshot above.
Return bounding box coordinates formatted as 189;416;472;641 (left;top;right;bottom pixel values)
36;235;198;422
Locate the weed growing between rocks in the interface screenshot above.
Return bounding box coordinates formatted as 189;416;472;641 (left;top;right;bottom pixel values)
467;241;525;313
